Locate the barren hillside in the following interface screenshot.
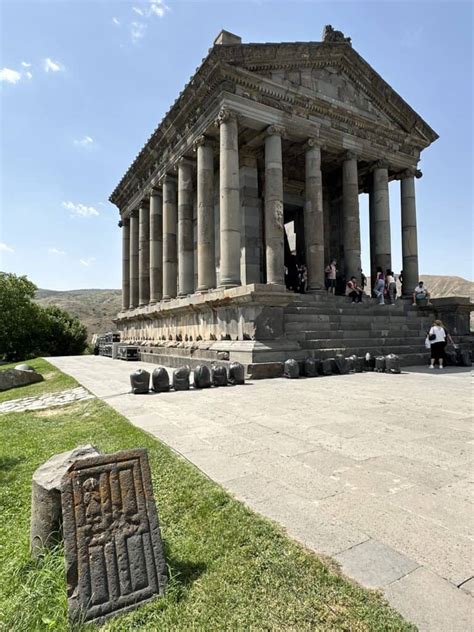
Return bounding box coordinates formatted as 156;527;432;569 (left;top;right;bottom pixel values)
35;275;472;339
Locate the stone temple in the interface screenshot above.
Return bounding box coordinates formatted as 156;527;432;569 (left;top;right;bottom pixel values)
109;28;471;376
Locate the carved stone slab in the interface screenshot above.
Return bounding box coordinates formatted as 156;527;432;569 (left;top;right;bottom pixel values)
61;449;167;624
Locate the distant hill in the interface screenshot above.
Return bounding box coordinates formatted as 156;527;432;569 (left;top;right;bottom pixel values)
35;288;122;340
35;275;472;339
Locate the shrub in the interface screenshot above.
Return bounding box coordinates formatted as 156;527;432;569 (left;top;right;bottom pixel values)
0;273;88;361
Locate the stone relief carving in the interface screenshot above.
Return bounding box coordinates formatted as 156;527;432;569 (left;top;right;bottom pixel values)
321;25;352;45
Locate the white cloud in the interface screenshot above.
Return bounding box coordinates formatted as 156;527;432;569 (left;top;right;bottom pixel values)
25;71;33;80
21;61;31;68
48;248;66;255
62;201;99;218
132;6;144;15
131;21;147;42
80;257;96;267
73;135;94;148
112;16;120;25
149;0;169;18
0;242;14;253
43;57;64;73
0;68;22;84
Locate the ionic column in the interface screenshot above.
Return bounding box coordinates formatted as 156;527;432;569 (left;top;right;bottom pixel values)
162;175;177;299
368;181;377;287
400;169;420;295
372;160;392;274
342;152;362;282
129;212;139;308
304;138;325;291
120;218;130;310
195;136;216;291
177;158;195;296
264;125;285;285
218;107;241;288
138;200;150;306
149;188;163;303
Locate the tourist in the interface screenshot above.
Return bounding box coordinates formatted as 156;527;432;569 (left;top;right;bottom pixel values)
325;259;337;294
386;269;397;305
412;281;432;306
297;263;307;294
426;319;454;369
361;269;367;293
373;267;385;305
346;276;363;303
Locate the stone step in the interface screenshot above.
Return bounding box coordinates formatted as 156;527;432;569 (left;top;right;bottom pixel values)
287;329;424;340
284;320;425;333
285;304;415;316
303;336;424;349
302;342;427;356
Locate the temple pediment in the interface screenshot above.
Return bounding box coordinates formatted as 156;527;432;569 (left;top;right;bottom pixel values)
217;42;437;142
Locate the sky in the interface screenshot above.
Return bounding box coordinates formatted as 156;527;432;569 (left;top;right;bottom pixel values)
0;0;472;290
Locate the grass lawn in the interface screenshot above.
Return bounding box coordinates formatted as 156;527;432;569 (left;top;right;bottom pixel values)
0;360;415;631
0;357;78;404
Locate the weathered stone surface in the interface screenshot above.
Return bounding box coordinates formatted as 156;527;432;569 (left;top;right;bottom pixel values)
0;368;43;392
61;449;167;624
30;444;100;557
0;386;93;414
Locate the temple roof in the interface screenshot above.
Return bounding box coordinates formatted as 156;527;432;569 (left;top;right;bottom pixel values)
109;28;438;207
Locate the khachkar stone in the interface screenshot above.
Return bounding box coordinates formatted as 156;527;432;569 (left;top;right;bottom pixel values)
138;200;150;306
162;174;178;299
30;444;100;558
61;449;167;624
149;188;163;303
177;158;195;296
372;160;392;273
218;107;241;288
400;168;420;295
129;212;139;309
264;125;285;285
304;138;325;291
119;219;130;310
195;136;216;291
342;152;362;282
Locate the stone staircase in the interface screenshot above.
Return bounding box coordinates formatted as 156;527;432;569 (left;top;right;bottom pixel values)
284;294;436;366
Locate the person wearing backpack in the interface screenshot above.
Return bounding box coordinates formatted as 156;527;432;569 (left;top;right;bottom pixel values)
426;319;454;369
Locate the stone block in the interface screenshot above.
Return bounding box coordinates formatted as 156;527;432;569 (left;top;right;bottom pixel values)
61;449;167;624
30;445;100;557
0;367;44;391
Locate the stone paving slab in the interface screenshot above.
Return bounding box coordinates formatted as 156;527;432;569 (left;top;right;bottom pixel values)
0;386;94;414
47;356;473;631
335;538;419;589
385;567;473;632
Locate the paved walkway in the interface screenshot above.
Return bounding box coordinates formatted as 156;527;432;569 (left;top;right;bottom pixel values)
48;356;473;631
0;386;94;414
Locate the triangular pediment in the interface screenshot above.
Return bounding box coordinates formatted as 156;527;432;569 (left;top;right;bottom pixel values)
216;42;438;144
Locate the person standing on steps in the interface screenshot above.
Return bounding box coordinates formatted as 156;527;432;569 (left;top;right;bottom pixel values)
325;259;337;295
373;267;385;305
361;269;367;295
386;269;397;305
426;319;454;369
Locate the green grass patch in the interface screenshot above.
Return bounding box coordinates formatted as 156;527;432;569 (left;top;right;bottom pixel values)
0;357;78;404
0;361;415;631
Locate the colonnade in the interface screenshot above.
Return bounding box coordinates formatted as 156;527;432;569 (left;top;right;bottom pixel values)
120;110;420;310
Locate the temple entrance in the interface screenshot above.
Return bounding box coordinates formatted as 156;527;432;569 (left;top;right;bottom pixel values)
284;204;306;292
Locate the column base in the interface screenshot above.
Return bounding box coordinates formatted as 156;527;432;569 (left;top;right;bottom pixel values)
218;281;241;289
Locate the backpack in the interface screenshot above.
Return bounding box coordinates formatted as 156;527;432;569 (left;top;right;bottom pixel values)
152;367;170;392
228;362;245;385
130;369;150;394
211;365;228;387
193;364;211;389
303;357;319;377
173;366;190;391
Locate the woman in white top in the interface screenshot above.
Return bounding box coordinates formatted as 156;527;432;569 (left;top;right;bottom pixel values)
427;319;453;369
385;269;397;305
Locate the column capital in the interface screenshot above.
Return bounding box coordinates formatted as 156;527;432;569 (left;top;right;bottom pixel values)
265;124;286;138
217;106;238;126
343;150;360;162
159;173;177;187
193;135;215;152
139;198;150;209
394;167;422;180
304;137;324;152
176;156;195;170
150;186;162;196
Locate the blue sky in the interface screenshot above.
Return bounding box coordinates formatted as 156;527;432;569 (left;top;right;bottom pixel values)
1;0;472;290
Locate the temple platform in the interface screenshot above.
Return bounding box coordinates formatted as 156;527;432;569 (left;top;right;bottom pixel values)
115;285;472;378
